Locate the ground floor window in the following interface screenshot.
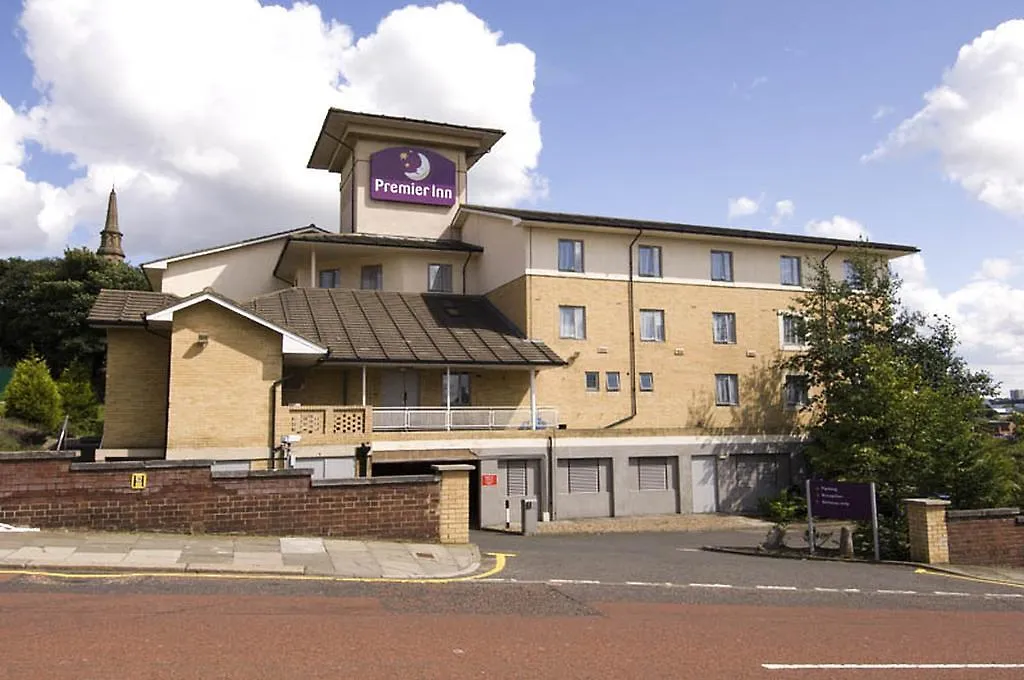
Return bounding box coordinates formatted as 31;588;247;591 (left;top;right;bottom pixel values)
634;457;671;491
505;460;529;497
567;458;602;494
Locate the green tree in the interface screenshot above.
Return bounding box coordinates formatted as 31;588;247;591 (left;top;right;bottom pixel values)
57;362;101;436
784;250;1011;558
2;354;63;431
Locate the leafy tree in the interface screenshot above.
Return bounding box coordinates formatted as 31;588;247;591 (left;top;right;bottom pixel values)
784;250;1011;558
57;362;101;436
2;354;63;431
0;248;148;391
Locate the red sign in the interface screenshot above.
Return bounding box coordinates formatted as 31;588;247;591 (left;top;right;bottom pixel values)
481;474;498;487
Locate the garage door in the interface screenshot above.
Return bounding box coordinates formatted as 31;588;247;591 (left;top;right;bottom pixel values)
691;456;718;513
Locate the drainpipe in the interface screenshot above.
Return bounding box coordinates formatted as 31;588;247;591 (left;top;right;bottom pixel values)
606;229;643;428
546;434;555;521
461;251;473;294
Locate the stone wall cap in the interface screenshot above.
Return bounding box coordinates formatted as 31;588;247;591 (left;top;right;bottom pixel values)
313;474;436;487
0;450;78;461
71;459;213;472
903;498;951;507
947;507;1020;520
432;464;475;472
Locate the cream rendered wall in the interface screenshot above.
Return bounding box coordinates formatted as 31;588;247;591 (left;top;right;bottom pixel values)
461;212;528;295
299;250;470;294
351;139;467;239
158;239;291;301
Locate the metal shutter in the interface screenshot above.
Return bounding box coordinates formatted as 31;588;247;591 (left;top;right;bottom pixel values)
506;460;528;497
637;457;669;491
568;459;601;494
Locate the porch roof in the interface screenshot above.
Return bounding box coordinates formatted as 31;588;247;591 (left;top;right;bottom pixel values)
87;289;181;326
246;288;564;367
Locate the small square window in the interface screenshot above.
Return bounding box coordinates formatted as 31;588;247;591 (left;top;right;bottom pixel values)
558;239;584;273
361;265;383;290
606;372;621;391
639;309;665;342
780;256;802;286
638;245;662;277
559;306;587;339
585;371;600;391
318;269;340;289
712;312;736;344
715;374;739;406
780;314;807;349
711;250;733;282
784;375;809;409
428;263;453;293
639;372;654;392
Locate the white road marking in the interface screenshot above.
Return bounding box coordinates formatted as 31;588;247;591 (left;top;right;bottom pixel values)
842;588;861;593
763;663;1024;670
676;548;701;552
877;589;917;595
689;583;734;589
985;593;1024;599
757;585;799;591
814;587;840;592
934;591;971;597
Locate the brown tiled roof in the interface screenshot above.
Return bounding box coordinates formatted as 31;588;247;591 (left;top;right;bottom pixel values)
246;288;564;366
287;233;483;253
461;205;920;254
87;290;180;326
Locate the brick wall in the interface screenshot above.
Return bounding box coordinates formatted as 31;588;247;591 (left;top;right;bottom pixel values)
0;452;439;541
947;508;1024;567
102;328;170;449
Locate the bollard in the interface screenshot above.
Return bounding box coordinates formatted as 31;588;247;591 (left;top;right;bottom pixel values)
521;498;537;536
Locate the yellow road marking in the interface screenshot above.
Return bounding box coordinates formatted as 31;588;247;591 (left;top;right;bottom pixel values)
914;567;1024;589
0;551;515;585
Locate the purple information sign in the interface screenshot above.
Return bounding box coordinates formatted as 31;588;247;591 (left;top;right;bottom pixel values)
369;147;457;207
809;480;874;521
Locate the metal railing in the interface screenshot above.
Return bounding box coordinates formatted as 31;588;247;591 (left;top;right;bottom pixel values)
372;406;558;432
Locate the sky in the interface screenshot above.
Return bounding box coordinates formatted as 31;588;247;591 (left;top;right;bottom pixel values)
1;1;1023;391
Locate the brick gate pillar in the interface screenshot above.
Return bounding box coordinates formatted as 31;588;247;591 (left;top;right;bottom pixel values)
433;464;474;545
904;498;951;564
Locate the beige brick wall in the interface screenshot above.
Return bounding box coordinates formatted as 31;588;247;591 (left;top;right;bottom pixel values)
436;466;471;544
906;499;950;564
485;276;529;335
528;274;806;430
166;302;282;449
102;328;171;449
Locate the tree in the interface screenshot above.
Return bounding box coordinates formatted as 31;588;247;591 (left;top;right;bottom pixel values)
2;354;63;431
783;250;1012;558
57;362;101;436
0;248;148;391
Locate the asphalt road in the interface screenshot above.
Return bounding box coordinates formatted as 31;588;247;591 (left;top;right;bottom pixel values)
1;530;1022;679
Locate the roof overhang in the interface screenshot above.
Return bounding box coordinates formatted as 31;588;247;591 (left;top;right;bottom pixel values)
146;293;327;356
307;108;505;174
141;226;327;272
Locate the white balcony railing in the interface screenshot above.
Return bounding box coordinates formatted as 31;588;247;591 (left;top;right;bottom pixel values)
372;406;558;432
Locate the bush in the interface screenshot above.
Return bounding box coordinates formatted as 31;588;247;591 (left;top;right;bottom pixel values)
57;362;101;436
2;354;62;431
758;487;806;528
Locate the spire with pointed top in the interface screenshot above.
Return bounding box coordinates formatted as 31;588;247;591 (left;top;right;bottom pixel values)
97;187;125;261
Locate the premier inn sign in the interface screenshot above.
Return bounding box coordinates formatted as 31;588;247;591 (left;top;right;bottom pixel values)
369;147;457;207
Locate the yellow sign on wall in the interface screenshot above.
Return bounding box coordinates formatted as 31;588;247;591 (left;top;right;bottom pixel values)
130;472;147;490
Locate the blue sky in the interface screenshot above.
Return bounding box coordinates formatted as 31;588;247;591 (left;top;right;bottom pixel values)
1;1;1022;387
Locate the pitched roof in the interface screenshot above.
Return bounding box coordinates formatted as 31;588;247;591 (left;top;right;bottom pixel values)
461;205;919;254
245;288;564;367
87;289;180;326
286;232;483;253
140;225;328;269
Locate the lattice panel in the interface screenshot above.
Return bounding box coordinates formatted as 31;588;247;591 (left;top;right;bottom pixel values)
331;410;365;434
291;411;324;435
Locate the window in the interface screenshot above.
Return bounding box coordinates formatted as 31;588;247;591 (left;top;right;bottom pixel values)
784;375;809;410
780;314;807;349
715;374;739;406
318;269;340;289
639;372;654;392
780;256;802;286
639;309;665;342
567;458;601;493
711;250;733;282
559;306;587;339
585;371;600;392
442;372;471;406
360;265;383;290
606;371;621;392
712;312;736;344
505;460;528;497
635;457;670;491
843;259;863;289
638;245;662;277
558;239;584;273
428;263;453;293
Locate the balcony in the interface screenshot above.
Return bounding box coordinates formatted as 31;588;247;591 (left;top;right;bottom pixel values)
372;406;558;432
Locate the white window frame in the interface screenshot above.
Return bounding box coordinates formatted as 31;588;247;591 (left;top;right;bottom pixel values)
712;312;736;344
606;371;621;392
443;372;471;406
318;269;340;289
780;256;802;286
638;245;662;278
784;374;809;410
639;309;665;342
427;263;453;293
558;239;585;273
639;372;654;392
585;371;600;392
559;306;587;340
779;313;809;351
715;373;739;406
711;250;733;282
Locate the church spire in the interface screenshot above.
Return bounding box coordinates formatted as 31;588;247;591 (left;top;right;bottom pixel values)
97;187;125;262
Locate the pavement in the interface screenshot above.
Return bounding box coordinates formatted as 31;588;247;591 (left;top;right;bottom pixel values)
0;528;480;579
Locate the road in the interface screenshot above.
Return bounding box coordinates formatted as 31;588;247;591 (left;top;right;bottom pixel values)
1;529;1023;679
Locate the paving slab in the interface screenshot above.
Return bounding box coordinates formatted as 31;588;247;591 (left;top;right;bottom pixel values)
4;546;77;563
185;562;305;574
279;537;325;554
61;552;128;567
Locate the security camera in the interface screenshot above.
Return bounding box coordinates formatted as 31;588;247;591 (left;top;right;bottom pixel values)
281;434;302;444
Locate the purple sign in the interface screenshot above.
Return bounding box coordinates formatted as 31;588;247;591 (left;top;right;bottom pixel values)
369;147;457;207
809;480;874;521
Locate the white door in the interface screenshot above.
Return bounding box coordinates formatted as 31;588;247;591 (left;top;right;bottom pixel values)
691;456;718;513
380;371;420;407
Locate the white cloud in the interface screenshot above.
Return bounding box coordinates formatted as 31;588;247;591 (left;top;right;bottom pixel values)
770;199;795;226
975;257;1018;281
872;105;894;121
805;215;870;240
0;1;545;258
865;20;1024;216
727;195;761;219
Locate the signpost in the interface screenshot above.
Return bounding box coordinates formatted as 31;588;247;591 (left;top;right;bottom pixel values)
805;479;879;561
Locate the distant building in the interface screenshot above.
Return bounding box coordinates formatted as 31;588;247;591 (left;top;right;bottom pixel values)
97;188;125;262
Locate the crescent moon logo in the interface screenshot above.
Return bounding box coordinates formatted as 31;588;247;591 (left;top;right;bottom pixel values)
404;152;431;181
